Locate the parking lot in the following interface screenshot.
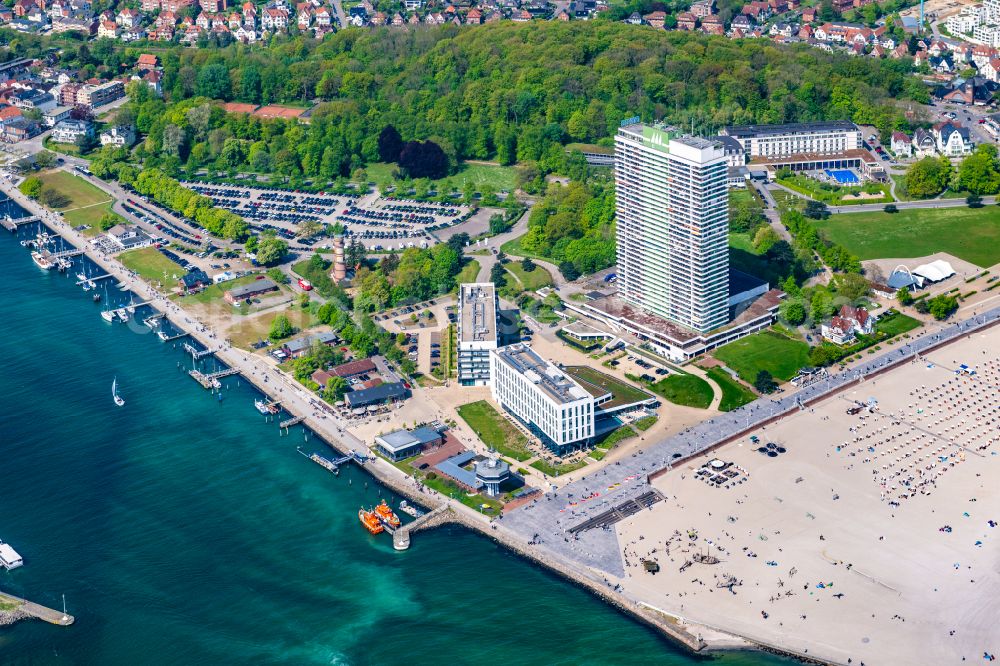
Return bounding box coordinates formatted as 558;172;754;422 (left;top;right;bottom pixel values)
183;183;492;251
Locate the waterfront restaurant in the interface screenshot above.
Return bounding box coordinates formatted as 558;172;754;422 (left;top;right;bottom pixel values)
374;426;442;461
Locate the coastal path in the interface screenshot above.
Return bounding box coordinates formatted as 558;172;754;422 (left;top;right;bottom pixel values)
0;590;73;626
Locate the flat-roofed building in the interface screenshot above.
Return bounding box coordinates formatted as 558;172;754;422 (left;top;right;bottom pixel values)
374;426;442;461
489;343;594;453
458;282;498;386
720;120;862;158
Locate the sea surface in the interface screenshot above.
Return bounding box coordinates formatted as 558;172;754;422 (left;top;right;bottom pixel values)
0;217;792;666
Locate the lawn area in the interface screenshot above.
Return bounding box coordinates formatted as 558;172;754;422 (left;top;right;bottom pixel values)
228;308;316;349
365;161;517;192
704;367;757;412
506;261;553;291
530;459;587;477
729;232;756;254
713;330;811;383
457;400;532;461
499;233;548;262
37;169;110;207
564;365;652;408
648;373;714;409
119;247;183;283
770;188;805;211
454;259;481;286
876;311;922;337
814;206;1000;268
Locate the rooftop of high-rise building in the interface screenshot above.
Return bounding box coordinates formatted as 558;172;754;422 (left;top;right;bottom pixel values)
459;282;496;345
493;344;591;404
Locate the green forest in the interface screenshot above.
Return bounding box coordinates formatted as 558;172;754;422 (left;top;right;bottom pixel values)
21;22;923;181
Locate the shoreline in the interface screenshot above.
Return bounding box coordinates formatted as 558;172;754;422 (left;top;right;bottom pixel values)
9;178;994;664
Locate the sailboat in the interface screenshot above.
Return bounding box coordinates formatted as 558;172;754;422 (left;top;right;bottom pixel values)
112;377;125;407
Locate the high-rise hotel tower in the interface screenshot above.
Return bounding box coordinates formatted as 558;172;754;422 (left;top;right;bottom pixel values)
614;124;729;333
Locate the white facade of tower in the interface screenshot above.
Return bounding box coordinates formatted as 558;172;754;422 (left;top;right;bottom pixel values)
615;124;729;333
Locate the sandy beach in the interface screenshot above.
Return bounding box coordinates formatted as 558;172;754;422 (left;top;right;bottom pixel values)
616;327;1000;665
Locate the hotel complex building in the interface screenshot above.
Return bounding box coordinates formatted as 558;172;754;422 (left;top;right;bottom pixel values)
489;344;595;452
615;124;730;333
457;282;499;386
720;120;862;158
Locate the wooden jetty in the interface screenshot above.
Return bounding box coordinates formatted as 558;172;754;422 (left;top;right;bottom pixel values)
157;330;187;342
0;215;40;232
49;248;84;259
279;415;306;428
76;274;114;285
0;590;74;626
189;367;239;389
183;343;215;360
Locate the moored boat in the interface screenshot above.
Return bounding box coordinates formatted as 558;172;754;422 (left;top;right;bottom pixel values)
374;499;401;529
31;251;55;270
359;508;384;535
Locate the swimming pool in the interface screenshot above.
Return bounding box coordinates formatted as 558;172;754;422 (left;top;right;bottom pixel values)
825;168;859;184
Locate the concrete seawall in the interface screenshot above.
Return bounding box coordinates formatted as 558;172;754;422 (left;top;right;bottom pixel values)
0;590;73;626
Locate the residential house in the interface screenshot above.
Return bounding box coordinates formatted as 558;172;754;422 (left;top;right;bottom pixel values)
890;131;912;157
200;0;226;11
261;6;288;28
645;9;667;28
675;11;695;29
296;2;312;27
741;0;771;21
99;124;135;147
162;0;194;12
730;13;754;30
821;316;855;345
980;58;1000;83
50;118;92;143
155;11;177;28
0;105;24;129
929;54;955;74
140;0;160;10
623;10;642;24
233;24;256;41
465;7;481;23
801;6;815;22
136;53;159;72
179;269;210;293
97;19;117;37
314;6;331;25
839;305;875;335
41;104;71;126
700;14;723;33
933;121;973;156
912;128;936;157
58;82;80;106
769;21;796;37
2;117;37;142
115;7;139;27
11;89;55;112
690;0;714;16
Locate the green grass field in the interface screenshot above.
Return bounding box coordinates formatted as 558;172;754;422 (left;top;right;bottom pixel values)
457;400;532;461
530;459;587;477
777;175;892;205
704;367;757;412
38;170;110;207
713;330;811;383
119;247;183;283
36;170;114;230
563;366;652;408
365;162;517;192
876;311;922;337
815;207;1000;268
506;262;553;291
453;259;481;286
648;373;714;409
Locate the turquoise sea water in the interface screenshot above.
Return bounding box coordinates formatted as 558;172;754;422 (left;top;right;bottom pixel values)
0;220;792;666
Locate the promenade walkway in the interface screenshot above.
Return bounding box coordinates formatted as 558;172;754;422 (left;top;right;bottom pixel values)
503;305;1000;576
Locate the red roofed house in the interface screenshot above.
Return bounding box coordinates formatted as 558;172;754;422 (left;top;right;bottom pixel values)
839;305;875;335
136;53;159;71
675;11;696;29
821;316;855;345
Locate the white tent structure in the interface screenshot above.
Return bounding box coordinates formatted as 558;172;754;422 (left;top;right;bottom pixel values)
912;260;955;284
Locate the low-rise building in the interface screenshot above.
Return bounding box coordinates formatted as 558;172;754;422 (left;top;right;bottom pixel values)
912;128;937;157
933;120;973;156
179;269;210;292
76;79;125;108
344;381;407;408
223;276;278;304
374;426;442;461
42;104;72;127
50;118;92;143
890;131;912;157
100;124;136;147
489;343;595;453
106;224;153;250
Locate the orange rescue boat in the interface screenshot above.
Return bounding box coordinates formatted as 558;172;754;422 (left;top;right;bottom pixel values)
359;507;384;535
373;499;401;529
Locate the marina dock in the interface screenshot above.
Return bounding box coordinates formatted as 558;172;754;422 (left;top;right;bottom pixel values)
157;330;187;342
0;215;40;231
183;343;216;360
0;590;74;626
189;367;239;389
77;274;113;285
